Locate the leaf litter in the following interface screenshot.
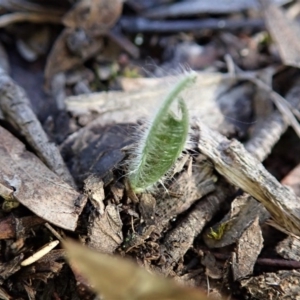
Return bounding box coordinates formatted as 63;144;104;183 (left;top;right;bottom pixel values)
1;0;300;299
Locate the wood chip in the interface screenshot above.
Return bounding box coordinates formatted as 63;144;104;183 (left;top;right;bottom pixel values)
203;195;269;248
87;203;123;253
232;217;264;280
241;270;300;299
0;126;87;231
276;235;300;261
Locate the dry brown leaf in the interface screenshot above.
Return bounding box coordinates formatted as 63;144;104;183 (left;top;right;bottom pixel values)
64;240;218;300
44;28;104;87
0;126;86;231
261;0;300;68
45;0;123;85
63;0;123;33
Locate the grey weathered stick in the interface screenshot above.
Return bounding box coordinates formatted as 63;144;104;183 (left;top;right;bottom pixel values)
0;69;75;187
237;73;300;138
197;120;300;236
245;112;287;162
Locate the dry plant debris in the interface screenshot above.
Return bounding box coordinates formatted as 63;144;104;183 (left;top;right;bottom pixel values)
0;126;86;231
64;239;214;300
0;0;300;299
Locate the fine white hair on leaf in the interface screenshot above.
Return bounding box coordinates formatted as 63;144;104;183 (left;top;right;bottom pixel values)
127;70;197;193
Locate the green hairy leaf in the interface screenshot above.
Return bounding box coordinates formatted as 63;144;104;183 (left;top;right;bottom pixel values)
128;71;197;193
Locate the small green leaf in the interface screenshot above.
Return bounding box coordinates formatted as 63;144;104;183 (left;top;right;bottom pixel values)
128;72;197;193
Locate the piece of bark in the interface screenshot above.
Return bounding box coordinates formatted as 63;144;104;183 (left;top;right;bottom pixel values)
241;270;300;299
139;193;156;226
0;215;45;240
0;215;15;239
155;157;217;227
87;203;123;253
232;217;264;281
0;254;24;284
61;123;133;185
203;195;269;248
87;204;123;253
0;69;75;187
196;120;300;236
159;178;235;275
84;176;105;214
245;109;289;162
84;175;124;253
276;235;300;261
0;126;86;231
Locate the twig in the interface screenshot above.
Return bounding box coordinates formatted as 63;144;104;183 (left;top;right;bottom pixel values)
200;248;300;269
245;78;300;161
0;12;61;28
236;73;300;138
120;17;265;33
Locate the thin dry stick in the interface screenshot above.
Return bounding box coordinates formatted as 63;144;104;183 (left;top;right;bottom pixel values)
0;12;61;28
236;73;300;138
245;79;300;161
